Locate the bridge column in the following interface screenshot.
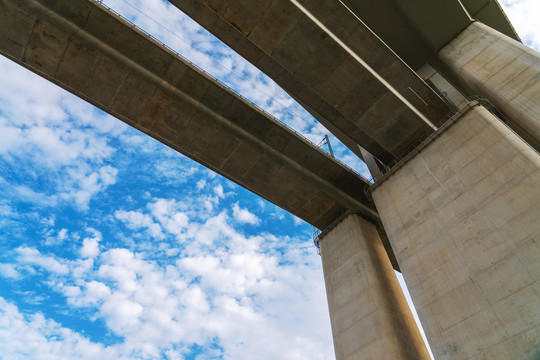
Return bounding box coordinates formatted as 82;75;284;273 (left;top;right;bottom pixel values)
318;213;430;360
371;103;540;359
439;22;540;149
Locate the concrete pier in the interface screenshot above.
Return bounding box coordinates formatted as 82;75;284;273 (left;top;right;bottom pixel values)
440;22;540;149
319;213;430;360
372;104;540;359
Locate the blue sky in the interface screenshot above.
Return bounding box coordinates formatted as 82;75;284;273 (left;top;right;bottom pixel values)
0;0;538;359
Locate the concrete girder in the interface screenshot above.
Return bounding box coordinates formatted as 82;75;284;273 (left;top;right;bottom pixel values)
0;0;378;230
169;0;452;164
342;0;519;69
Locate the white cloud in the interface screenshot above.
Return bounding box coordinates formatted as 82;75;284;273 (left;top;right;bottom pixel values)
58;228;68;240
196;180;206;190
500;0;540;50
80;228;102;259
214;184;224;198
6;203;333;359
0;297;116;360
0;263;21;280
292;215;305;226
16;247;69;275
60;165;119;211
13;185;58;207
232;203;260;225
148;199;189;235
115;209;165;239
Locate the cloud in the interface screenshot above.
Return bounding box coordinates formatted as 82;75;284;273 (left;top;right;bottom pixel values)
214;184;224;198
114;209;165;239
5;199;333;359
60;165;119;211
232;203;260;225
81;228;102;259
500;0;540;50
16;247;69;275
0;297;116;360
149;199;189;235
0;263;21;280
13;185;58;207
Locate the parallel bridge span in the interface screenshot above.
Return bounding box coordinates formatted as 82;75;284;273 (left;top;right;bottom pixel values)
0;0;378;231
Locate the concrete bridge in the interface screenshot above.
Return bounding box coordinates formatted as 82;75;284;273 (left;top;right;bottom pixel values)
1;0;539;359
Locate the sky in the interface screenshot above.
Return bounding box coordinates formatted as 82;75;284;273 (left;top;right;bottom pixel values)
0;1;538;359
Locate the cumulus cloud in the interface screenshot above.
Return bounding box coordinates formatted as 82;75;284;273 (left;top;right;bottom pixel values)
232;203;260;225
214;184;224;198
81;228;102;259
0;297;116;360
0;58;124;212
0;263;21;280
5;204;332;359
59;165;119;211
16;247;69;275
115;210;165;239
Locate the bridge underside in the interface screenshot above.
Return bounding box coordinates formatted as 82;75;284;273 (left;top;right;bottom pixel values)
167;0;518;166
0;0;377;232
169;0;453;164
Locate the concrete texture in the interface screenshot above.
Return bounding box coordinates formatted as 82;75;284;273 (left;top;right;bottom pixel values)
319;213;430;360
345;0;519;68
372;104;540;359
0;0;377;230
170;0;451;164
440;22;540;150
417;64;468;111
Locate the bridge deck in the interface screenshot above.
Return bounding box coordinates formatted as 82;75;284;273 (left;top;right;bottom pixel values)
0;0;379;231
169;0;452;164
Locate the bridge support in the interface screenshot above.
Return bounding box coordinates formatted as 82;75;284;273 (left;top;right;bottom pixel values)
440;22;540;150
371;104;540;359
318;213;430;360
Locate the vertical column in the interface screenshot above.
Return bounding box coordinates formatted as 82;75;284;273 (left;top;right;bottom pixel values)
319;213;430;360
439;22;540;149
372;104;540;359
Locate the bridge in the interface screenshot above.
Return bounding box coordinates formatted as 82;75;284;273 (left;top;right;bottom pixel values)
1;0;539;359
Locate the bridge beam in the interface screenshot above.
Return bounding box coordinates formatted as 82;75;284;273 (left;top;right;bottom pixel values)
0;0;376;229
318;213;430;360
372;103;540;359
169;0;450;164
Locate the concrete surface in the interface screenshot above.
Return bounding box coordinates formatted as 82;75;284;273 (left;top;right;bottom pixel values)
372;104;540;359
0;0;377;230
170;0;451;163
344;0;519;69
319;213;430;360
440;22;540;150
417;64;468;111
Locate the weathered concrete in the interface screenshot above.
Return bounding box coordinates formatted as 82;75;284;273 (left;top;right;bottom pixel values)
372;104;540;359
440;22;540;150
170;0;451;163
319;213;430;360
344;0;519;69
417;64;468;111
0;0;377;230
